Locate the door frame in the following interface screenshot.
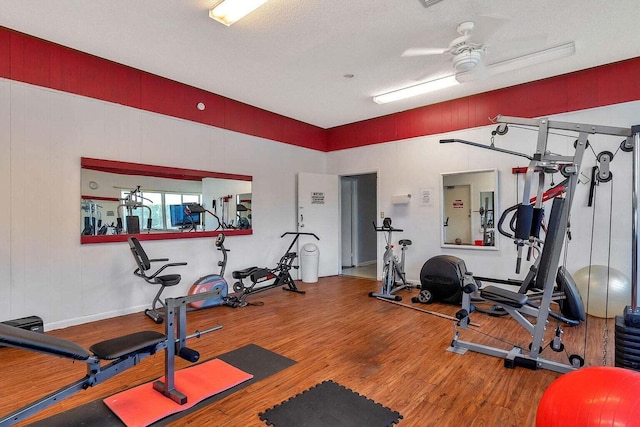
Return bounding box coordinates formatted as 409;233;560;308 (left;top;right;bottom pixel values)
338;170;379;278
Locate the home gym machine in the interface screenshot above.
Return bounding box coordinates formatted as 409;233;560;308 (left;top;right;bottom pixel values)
369;217;413;301
0;291;223;426
411;225;584;327
228;232;319;307
187;232;231;309
446;115;635;373
118;185;153;234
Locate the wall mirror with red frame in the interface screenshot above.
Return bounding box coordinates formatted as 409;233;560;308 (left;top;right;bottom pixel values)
80;157;252;244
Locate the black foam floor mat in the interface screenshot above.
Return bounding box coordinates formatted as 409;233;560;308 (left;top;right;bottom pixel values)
259;380;402;427
28;343;296;427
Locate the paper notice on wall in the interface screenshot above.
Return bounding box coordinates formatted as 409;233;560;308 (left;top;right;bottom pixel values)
453;199;464;208
311;192;325;204
421;188;434;207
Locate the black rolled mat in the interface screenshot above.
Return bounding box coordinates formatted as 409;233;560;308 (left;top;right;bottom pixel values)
28;343;296;427
259;380;403;427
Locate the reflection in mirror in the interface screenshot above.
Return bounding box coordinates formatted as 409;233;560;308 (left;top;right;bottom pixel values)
441;169;498;249
80;158;252;243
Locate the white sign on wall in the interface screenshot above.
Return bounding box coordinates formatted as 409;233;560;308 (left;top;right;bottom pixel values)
421;188;434;206
311;192;325;204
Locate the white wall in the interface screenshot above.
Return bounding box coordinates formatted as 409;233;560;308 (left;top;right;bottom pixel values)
327;101;640;288
2;75;639;330
0;79;326;330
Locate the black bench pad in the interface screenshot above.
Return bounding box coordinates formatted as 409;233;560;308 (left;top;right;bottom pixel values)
0;323;90;360
89;331;166;360
480;285;528;308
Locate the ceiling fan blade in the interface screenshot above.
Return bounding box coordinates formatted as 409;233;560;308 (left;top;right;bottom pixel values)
401;47;449;57
486;41;575;76
484;34;548;57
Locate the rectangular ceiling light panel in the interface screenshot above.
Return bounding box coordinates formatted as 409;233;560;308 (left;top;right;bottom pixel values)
489;41;576;75
373;75;459;104
209;0;268;26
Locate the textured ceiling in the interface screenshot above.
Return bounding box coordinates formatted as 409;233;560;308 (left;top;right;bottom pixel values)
0;0;638;128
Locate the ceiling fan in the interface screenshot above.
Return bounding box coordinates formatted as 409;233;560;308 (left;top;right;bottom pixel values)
402;21;489;81
374;21;575;104
402;21;575;83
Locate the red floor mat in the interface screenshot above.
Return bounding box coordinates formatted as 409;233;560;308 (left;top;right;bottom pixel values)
104;358;253;427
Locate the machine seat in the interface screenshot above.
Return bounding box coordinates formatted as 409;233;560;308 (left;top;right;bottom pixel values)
399;239;412;246
233;267;259;280
90;330;166;360
480;285;529;308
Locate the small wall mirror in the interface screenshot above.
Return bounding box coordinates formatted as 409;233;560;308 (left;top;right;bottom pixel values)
80;157;252;244
441;169;498;250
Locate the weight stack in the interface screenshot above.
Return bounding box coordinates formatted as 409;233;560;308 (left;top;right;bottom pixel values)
615;315;640;371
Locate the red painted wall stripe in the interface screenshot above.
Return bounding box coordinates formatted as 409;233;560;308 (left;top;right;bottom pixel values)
1;26;639;153
81;157;252;182
0;26;327;151
326;57;640;151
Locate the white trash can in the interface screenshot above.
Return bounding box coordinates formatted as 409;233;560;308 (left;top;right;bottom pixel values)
300;243;319;283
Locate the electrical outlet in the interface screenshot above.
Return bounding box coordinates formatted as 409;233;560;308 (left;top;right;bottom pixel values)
380;211;385;218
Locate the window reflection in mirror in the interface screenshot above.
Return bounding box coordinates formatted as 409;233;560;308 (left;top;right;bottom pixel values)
441;169;498;250
80;158;252;243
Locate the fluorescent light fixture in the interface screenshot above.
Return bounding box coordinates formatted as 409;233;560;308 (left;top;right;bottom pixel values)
209;0;268;26
488;41;576;76
373;75;459;104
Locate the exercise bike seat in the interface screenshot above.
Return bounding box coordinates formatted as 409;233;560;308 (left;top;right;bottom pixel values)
233;267;259;280
399;239;412;246
154;274;181;287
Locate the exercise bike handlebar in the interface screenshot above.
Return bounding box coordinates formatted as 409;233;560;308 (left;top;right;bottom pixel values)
372;221;403;233
280;232;320;255
280;232;320;240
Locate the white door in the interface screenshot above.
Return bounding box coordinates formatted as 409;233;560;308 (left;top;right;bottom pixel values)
444;185;471;244
297;172;340;277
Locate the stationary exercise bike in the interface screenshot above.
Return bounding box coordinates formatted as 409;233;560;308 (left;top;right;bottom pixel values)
187;233;230;308
369;217;413;301
228;232;319;307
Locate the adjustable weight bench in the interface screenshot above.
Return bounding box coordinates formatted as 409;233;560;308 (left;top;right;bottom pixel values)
0;323;167;426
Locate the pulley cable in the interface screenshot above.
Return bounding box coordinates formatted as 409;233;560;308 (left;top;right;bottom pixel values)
583;180;598;362
602;177;615;365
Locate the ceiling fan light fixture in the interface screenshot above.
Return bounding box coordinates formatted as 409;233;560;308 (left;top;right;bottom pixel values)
452;50;482;72
209;0;268;26
488;41;576;76
373;75;459;104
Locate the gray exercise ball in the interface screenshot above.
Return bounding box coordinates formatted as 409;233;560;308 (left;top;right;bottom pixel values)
573;265;631;318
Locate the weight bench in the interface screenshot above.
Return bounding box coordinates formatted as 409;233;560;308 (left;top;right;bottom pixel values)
0;322;167;426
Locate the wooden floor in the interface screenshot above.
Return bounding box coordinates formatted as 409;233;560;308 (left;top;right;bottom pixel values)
0;275;617;427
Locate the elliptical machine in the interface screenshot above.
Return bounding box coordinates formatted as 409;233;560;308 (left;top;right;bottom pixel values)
369;217;413;301
187;233;230;308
